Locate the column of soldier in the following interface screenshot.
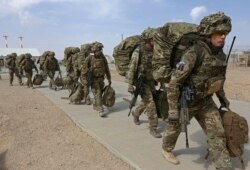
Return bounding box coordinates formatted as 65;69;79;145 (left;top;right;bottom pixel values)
4;12;248;169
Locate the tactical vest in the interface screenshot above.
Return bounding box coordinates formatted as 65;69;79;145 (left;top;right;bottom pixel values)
189;41;227;99
46;58;58;71
23;59;34;71
90;56;106;77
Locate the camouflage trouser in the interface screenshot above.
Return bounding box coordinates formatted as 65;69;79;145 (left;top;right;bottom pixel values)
47;71;56;88
133;83;158;130
9;68;22;85
91;77;105;111
80;75;90;103
24;70;33;87
162;97;232;170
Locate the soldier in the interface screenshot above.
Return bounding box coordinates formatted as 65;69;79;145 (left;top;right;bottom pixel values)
125;28;162;138
16;54;25;76
78;43;93;104
84;42;111;117
44;51;61;90
65;47;80;82
21;53;38;88
162;12;233;169
5;53;23;86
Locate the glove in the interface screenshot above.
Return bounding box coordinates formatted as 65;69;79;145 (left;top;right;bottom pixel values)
168;110;179;122
108;79;112;86
218;96;230;108
128;84;134;93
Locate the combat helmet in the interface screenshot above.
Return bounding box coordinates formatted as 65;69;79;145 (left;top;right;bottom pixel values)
198;12;232;36
11;52;17;58
91;42;104;52
141;27;155;40
25;53;32;59
48;51;55;57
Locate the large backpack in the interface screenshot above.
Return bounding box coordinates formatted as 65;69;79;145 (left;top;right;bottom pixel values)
220;108;249;169
23;59;34;71
33;74;44;85
4;55;12;68
152;22;199;83
69;82;84;104
38;51;50;66
102;85;115;107
113;35;142;76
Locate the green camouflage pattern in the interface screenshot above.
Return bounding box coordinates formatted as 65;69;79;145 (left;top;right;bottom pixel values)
113;35;141;76
152;22;198;83
163;38;232;169
198;12;231;35
125;43;158;130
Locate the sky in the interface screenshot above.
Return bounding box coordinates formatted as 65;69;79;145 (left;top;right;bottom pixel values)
1;0;250;59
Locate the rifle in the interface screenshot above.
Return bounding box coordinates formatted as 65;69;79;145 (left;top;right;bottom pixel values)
128;74;145;116
180;85;195;148
87;68;93;87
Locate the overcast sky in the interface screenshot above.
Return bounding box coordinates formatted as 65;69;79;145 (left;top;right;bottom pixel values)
1;0;250;59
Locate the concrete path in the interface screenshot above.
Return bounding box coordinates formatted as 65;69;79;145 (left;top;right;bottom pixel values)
2;64;248;170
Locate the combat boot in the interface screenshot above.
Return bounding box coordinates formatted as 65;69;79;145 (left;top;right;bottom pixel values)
162;149;179;165
150;129;162;138
132;111;140;125
99;110;105;117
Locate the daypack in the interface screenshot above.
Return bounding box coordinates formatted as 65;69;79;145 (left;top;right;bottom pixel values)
54;75;64;87
220;108;249;169
102;85;115;107
152;22;199;83
113;35;142;76
33;74;44;85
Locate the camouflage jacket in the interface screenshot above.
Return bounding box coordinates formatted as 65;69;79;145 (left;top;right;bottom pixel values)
125;44;154;85
167;40;227;110
84;53;111;81
44;57;60;72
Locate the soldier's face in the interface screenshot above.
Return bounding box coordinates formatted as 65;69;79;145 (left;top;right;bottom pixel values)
211;31;228;48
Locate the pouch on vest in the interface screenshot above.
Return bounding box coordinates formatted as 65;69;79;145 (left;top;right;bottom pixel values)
204;76;225;97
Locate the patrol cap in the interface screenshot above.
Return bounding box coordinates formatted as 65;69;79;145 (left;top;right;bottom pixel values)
198;12;232;36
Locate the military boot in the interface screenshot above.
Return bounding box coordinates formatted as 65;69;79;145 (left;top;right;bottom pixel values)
132;111;140;125
162;149;179;165
150;128;162;138
99;109;105;117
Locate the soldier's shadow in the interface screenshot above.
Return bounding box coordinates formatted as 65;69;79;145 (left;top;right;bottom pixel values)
174;130;250;169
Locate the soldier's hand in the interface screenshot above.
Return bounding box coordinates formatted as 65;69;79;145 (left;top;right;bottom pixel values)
128;84;134;94
168;110;179;122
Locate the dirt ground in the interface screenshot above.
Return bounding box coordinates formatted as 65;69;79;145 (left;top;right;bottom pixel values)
0;65;249;170
0;75;134;170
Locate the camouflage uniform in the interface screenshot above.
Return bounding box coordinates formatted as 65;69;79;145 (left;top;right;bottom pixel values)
65;47;80;82
125;28;161;138
7;53;23;86
21;53;38;88
16;54;25;76
84;42;111;117
162;12;232;169
79;43;93;104
44;51;61;90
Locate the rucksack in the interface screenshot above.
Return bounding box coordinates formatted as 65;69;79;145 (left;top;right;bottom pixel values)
113;35;142;76
4;55;12;68
220;108;249;169
38;51;50;66
54;75;64;87
102;85;115;107
152;22;199;83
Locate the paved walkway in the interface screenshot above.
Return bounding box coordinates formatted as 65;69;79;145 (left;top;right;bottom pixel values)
34;65;250;170
2;65;248;170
